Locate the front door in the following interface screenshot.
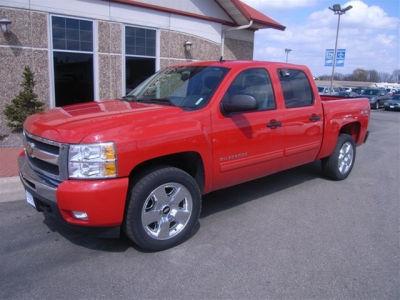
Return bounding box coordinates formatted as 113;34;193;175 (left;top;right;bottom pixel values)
211;67;285;190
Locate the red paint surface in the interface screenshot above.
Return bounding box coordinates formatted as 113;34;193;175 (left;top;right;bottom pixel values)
23;60;370;227
57;178;129;227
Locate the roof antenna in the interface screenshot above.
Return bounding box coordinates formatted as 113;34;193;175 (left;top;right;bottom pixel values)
219;56;224;63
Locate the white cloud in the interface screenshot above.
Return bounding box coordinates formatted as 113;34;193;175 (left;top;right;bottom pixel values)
253;0;400;75
376;34;396;46
309;0;399;30
242;0;317;9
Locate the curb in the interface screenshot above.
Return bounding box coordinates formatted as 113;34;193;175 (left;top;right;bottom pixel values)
0;176;24;203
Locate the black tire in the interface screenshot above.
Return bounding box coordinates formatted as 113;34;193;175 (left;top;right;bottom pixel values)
322;134;356;180
124;167;201;251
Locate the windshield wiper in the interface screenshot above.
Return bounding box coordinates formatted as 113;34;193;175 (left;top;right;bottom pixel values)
121;95;137;101
137;98;176;106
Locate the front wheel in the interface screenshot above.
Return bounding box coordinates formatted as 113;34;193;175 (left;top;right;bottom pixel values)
322;134;356;180
124;167;201;251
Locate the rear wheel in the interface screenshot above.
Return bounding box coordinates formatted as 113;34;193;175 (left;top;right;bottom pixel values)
322;134;356;180
124;167;201;251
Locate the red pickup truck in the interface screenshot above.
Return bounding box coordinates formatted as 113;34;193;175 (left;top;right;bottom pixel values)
19;61;370;250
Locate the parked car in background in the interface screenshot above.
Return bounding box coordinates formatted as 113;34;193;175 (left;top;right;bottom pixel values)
318;86;330;95
385;88;398;96
339;90;360;97
344;87;353;93
318;86;339;95
352;87;367;95
361;88;390;109
384;94;400;111
337;87;359;97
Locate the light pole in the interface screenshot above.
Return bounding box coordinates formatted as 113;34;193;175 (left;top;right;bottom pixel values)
329;4;352;93
285;48;292;63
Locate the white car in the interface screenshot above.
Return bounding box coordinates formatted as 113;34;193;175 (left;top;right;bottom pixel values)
318;86;339;95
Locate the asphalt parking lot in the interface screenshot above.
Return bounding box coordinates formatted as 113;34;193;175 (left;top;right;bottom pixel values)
0;111;399;299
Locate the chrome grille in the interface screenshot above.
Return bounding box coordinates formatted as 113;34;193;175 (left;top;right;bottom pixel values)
23;131;68;182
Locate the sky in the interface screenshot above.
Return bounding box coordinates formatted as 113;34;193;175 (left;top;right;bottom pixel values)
243;0;400;76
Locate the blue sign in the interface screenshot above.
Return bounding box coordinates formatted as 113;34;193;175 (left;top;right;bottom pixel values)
325;49;346;67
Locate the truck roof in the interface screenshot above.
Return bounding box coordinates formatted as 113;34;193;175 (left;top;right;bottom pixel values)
175;60;308;70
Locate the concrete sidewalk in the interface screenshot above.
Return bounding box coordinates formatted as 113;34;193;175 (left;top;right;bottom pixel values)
0;176;24;202
0;147;24;202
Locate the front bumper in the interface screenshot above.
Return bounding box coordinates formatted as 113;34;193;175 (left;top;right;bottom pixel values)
18;153;129;229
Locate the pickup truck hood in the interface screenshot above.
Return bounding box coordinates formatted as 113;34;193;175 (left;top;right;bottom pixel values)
24;100;183;143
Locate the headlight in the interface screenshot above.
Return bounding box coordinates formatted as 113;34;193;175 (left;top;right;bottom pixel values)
68;142;117;179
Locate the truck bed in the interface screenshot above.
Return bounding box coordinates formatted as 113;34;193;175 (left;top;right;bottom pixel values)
317;96;370;159
320;95;365;101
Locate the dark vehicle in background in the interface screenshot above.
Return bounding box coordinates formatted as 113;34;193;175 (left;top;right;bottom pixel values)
352;87;367;95
361;88;390;109
384;94;400;111
338;88;359;97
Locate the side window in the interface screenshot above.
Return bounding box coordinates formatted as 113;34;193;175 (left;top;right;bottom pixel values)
223;68;276;111
278;69;313;108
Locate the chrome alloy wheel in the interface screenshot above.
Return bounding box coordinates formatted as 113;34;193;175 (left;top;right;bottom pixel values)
338;141;354;175
141;182;193;240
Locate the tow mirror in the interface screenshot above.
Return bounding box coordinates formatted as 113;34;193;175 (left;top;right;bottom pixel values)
222;95;258;113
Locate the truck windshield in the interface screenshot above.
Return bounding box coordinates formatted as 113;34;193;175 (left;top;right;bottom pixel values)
125;66;229;109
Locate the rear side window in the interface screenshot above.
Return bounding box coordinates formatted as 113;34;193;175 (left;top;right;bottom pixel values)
223;68;276;111
278;69;313;108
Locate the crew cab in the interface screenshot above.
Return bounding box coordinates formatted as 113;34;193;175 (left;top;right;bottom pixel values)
19;61;370;251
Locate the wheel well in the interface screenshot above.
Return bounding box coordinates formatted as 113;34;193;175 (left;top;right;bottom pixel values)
129;152;205;192
340;122;360;143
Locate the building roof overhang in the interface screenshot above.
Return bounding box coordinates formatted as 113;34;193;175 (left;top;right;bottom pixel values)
216;0;285;30
108;0;285;31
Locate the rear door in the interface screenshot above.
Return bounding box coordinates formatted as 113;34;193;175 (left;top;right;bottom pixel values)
276;68;323;168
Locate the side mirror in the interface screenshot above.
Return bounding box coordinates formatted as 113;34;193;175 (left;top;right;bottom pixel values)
222;94;258;113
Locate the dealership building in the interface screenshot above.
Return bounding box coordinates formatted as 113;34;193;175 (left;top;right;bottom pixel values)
0;0;284;135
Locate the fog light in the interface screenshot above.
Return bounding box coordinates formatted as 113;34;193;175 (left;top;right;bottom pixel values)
72;211;88;220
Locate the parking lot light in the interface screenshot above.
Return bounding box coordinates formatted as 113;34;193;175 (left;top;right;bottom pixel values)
328;4;353;94
285;48;292;63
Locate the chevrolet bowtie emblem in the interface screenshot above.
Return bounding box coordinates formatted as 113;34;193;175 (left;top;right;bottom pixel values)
25;142;35;158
